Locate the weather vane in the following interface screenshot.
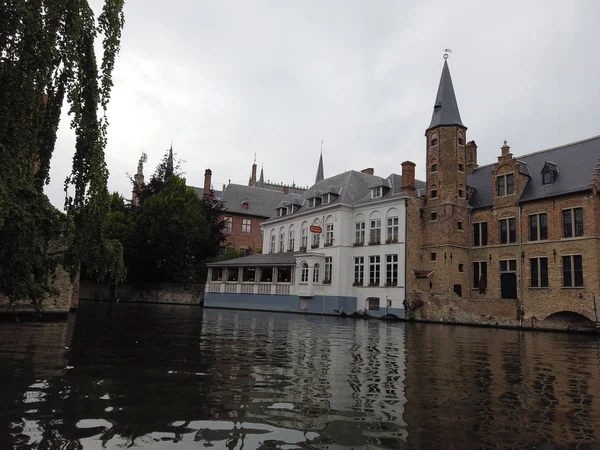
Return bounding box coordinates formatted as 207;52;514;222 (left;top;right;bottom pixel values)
443;48;452;60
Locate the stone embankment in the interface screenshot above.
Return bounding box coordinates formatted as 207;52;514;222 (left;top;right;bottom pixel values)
79;281;205;306
0;266;79;320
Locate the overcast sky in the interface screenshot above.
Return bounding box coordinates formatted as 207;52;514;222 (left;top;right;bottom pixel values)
47;0;600;208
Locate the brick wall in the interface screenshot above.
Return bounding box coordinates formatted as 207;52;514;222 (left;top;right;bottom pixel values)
222;213;266;253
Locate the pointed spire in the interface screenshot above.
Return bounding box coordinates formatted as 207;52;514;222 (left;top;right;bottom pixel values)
427;60;464;132
258;163;264;187
315;149;324;183
165;144;174;181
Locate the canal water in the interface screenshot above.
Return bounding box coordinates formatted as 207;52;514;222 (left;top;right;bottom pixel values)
1;301;600;449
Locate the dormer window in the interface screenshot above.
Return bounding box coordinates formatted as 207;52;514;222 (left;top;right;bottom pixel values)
242;201;249;210
278;208;287;217
541;162;558;185
322;193;331;204
371;186;383;199
308;197;321;208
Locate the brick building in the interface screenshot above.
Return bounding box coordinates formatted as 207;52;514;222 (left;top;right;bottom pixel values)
199;161;306;255
406;59;600;331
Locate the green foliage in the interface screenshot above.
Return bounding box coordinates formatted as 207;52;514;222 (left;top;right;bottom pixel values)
0;1;126;305
123;176;224;283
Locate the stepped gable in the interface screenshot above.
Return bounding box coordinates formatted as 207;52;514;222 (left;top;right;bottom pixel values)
467;135;600;210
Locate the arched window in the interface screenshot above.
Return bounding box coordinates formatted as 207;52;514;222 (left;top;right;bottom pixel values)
269;229;276;253
313;263;320;283
300;262;309;283
300;221;309;249
430;157;438;173
278;227;285;252
288;224;295;251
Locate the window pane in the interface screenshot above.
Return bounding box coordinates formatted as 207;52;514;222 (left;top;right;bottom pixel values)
481;262;487;281
563;210;572;238
529;215;538;241
562;256;572;287
530;258;539;287
509;260;517;272
540;213;548;240
507;174;514;194
574;208;584;236
481;222;488;246
574;255;583;287
473;223;480;246
540;258;548;287
498;176;505;196
509;218;516;243
500;219;507;244
473;262;480;288
500;260;507;272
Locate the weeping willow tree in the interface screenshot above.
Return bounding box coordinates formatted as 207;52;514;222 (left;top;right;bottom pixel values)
0;0;126;308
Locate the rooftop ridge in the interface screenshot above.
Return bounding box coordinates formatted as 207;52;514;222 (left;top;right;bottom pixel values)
473;135;600;170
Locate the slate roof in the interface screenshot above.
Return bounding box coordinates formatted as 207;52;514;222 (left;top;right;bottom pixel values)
207;252;299;267
467;135;600;210
191;186;222;198
263;170;426;223
427;60;464;132
218;183;297;218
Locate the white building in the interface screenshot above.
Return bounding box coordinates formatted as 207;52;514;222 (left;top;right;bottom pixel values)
205;161;423;319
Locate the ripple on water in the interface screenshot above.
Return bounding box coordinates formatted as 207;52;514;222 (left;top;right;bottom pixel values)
2;302;600;449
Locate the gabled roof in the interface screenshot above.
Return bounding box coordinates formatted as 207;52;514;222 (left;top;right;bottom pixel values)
263;170;426;223
467;135;600;209
427;60;464;132
217;183;297;218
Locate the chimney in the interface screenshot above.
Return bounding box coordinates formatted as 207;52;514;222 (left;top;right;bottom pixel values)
203;168;212;195
250;162;257;186
466;140;478;175
283;186;289;195
401;161;416;194
361;168;374;175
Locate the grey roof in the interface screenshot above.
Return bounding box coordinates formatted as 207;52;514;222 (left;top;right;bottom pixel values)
263;170;426;223
218;183;297;217
427;60;464;132
467;135;600;209
191;186;222;198
315;152;324;183
207;252;299;267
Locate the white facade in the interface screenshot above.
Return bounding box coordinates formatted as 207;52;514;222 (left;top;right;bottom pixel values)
261;196;408;312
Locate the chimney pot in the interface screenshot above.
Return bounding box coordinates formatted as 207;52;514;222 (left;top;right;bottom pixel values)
361;168;374;175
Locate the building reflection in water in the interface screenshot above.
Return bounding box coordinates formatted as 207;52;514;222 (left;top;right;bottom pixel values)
404;323;600;449
2;302;600;449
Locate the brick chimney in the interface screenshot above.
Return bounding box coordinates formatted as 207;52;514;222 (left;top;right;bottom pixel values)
466;140;478;175
361;168;374;175
401;161;416;193
250;162;257;186
283;186;289;195
203;169;212;195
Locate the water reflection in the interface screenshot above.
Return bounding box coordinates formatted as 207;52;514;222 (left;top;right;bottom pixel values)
1;301;599;449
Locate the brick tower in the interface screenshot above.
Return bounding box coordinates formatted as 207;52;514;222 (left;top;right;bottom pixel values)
422;59;471;296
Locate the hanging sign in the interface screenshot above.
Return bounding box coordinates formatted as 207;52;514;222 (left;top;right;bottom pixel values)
309;225;322;233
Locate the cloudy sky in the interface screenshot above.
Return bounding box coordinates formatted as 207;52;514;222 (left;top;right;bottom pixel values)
47;0;600;208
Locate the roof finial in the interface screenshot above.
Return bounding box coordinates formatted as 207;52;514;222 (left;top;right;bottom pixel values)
254;152;256;164
443;48;452;60
504;139;507;145
320;139;323;153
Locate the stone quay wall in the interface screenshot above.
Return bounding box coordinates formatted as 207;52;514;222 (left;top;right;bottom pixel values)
405;291;599;333
80;280;205;306
0;265;79;319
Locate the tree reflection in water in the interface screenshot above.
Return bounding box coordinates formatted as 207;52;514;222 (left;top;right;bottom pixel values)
1;301;600;449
